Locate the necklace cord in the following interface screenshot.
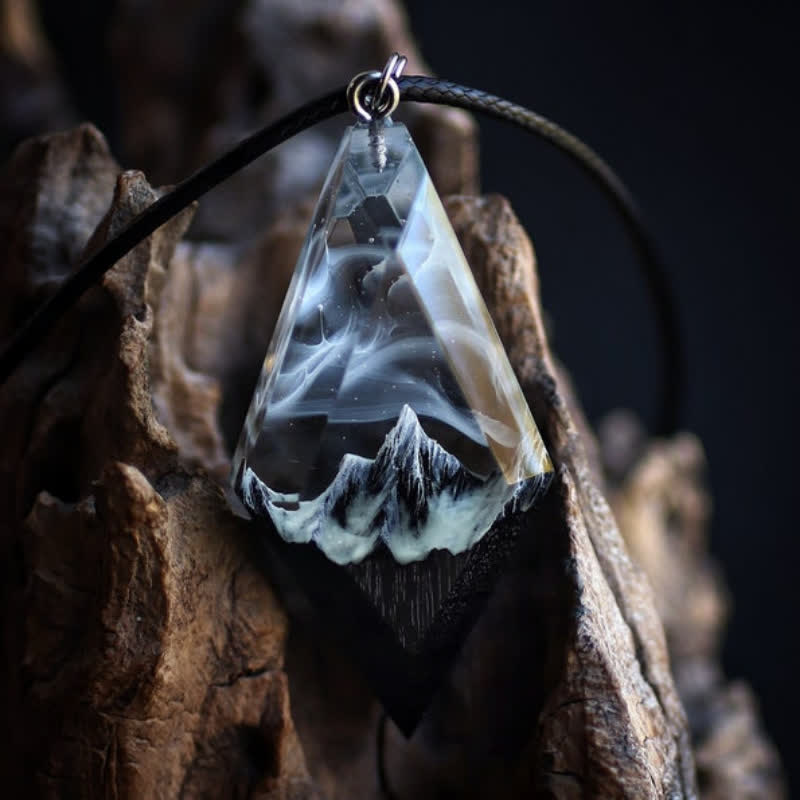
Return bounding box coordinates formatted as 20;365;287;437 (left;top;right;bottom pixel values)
0;75;683;435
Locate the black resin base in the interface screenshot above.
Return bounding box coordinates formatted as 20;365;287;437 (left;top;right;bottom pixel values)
246;470;552;736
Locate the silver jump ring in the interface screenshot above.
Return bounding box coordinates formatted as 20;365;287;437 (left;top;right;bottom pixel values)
376;52;407;109
347;53;407;122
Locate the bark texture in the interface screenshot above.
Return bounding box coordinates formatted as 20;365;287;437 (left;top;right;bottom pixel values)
604;417;786;799
0;0;786;797
0;126;314;799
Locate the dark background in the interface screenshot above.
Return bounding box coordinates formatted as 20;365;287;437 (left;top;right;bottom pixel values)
405;0;799;788
4;0;797;789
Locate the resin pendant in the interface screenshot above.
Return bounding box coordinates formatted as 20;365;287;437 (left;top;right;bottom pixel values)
232;118;553;733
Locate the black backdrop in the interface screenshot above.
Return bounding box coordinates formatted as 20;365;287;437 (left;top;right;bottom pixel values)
13;0;800;790
405;0;799;788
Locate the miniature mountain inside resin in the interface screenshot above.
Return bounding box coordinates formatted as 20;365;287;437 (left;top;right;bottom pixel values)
238;404;542;564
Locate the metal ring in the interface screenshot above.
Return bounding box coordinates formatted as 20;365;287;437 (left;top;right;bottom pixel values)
347;70;380;122
347;72;400;122
375;53;406;111
347;53;407;122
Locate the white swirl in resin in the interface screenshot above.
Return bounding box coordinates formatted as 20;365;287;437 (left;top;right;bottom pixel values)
232;119;552;564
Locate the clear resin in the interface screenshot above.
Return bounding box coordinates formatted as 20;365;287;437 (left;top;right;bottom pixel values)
232;119;552;564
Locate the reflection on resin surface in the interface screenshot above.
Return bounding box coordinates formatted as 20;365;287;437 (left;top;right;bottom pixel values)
232;120;552;564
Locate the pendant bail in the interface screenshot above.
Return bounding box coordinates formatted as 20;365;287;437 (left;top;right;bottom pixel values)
347;52;407;122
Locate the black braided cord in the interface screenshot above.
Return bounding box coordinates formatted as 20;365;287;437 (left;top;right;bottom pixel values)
0;75;683;434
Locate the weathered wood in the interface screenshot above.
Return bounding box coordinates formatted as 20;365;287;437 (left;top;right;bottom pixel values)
0;0;786;797
0;126;315;798
605;418;786;799
0;125;786;800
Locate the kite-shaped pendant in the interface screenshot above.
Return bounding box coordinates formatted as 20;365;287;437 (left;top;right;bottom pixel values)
231;113;553;734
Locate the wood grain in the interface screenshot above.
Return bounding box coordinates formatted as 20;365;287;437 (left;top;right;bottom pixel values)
0;0;785;796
